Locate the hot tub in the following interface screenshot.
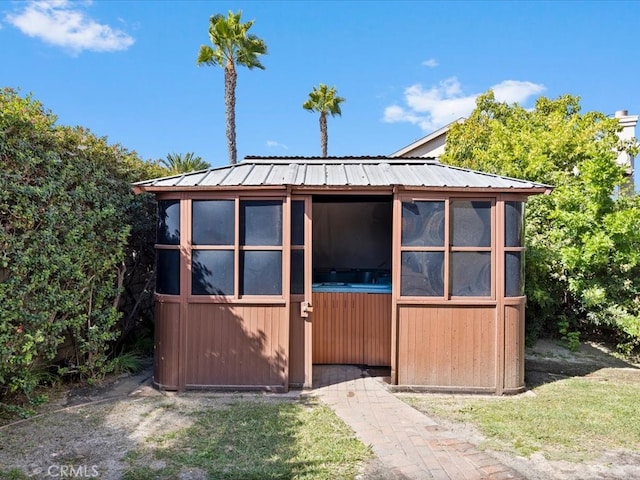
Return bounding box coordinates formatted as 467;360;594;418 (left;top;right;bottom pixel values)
312;282;392;294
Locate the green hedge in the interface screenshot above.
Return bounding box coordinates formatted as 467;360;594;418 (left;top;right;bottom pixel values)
0;88;165;395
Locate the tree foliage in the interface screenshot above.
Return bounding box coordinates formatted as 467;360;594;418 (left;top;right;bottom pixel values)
197;10;267;164
303;84;345;157
161;152;210;174
441;92;640;351
0;88;166;396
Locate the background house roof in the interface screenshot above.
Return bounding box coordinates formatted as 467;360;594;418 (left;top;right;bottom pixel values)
133;156;552;193
390;118;465;158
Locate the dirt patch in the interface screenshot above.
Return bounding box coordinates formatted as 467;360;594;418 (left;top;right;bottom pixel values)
0;366;166;479
525;338;636;388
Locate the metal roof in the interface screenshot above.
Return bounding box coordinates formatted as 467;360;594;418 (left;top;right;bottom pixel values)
133;157;552;193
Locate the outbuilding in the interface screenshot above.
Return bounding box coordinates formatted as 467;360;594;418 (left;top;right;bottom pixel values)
133;156;551;394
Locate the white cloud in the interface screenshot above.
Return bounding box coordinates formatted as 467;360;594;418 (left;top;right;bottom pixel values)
266;140;288;150
383;77;545;132
421;58;438;68
491;80;545;104
5;0;134;54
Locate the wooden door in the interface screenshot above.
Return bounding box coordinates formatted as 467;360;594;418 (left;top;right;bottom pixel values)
288;197;313;388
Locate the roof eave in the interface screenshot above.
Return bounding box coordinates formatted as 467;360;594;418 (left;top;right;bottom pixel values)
398;186;553;195
133;184;552;195
132;184;288;194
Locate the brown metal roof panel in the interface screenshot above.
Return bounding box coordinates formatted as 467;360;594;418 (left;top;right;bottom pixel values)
344;163;370;186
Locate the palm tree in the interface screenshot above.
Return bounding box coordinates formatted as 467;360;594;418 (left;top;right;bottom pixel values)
197;11;267;165
303;84;345;157
161;152;210;174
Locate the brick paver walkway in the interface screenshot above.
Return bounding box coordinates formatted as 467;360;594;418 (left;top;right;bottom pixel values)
312;365;525;480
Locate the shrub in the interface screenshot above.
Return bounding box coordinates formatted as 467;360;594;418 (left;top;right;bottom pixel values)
0;88;165;395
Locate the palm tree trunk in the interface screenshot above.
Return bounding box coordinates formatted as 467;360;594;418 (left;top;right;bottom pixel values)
320;112;328;157
225;63;238;164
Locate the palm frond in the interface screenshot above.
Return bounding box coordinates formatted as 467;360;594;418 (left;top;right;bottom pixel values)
161;152;210;174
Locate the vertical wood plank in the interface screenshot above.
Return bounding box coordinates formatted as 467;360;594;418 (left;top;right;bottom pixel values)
289;301;305;385
183;303;287;388
397;305;497;389
312;292;391;366
503;301;525;390
363;294;391;365
154;301;181;389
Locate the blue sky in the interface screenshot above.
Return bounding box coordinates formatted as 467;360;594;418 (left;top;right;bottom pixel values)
2;0;639;170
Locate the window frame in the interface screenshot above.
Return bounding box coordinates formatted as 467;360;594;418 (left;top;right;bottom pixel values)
503;199;526;298
448;199;495;298
155;196;182;297
187;194;288;303
290;199;307;297
397;194;496;302
399;199;447;297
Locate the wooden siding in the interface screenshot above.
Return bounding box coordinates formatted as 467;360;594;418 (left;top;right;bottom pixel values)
154;301;181;389
363;294;393;365
397;305;496;388
184;303;288;390
503;300;526;391
312;292;391;366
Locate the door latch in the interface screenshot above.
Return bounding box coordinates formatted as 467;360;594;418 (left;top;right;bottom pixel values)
300;301;313;318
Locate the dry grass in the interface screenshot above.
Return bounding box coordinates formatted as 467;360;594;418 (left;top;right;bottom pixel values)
401;368;640;462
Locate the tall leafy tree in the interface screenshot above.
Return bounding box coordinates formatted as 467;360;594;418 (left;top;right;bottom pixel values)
441;91;640;351
161;152;210;174
197;10;267;165
303;84;345;157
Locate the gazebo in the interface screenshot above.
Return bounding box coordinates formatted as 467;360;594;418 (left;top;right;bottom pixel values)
133;156;551;394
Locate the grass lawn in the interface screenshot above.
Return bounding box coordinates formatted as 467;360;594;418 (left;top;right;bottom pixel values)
122;396;372;480
401;368;640;462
